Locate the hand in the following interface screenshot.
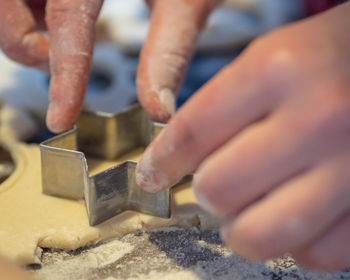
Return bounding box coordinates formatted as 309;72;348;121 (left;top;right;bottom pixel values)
136;3;350;271
0;0;103;133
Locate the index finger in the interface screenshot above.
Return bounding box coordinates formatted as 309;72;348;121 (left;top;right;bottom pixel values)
45;0;103;133
135;48;278;192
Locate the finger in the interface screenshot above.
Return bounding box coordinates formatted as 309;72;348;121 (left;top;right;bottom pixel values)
136;45;289;192
193;112;310;217
137;0;218;122
0;0;49;69
45;0;103;133
293;213;350;271
220;149;350;261
193;77;350;216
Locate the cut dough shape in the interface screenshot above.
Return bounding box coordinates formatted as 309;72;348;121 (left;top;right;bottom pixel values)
0;143;218;265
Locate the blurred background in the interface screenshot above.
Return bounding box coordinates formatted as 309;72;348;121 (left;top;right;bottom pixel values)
0;0;344;143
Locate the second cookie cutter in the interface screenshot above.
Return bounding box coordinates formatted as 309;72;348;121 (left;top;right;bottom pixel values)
40;105;170;226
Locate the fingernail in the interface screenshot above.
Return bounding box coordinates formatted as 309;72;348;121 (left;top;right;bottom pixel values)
46;103;68;133
193;173;218;215
158;88;176;116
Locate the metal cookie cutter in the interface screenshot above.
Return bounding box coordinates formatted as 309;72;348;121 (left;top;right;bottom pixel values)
40;105;170;226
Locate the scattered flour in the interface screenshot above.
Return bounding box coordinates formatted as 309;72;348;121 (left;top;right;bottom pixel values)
33;228;350;280
35;240;134;280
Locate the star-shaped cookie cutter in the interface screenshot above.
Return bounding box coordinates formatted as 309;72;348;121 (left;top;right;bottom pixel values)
40;104;171;226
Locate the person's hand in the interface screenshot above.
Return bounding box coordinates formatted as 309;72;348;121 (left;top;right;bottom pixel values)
0;0;103;133
136;3;350;271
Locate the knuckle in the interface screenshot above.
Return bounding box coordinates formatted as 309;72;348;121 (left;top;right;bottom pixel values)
157;113;202;176
46;1;100;27
172;114;199;153
159;50;189;79
244;37;303;102
251;41;300;84
46;1;70;26
260;49;300;93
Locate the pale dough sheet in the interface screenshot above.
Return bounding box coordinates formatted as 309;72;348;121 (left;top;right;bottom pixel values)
0;144;218;265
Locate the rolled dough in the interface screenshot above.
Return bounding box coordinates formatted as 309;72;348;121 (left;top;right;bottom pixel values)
0;143;218;265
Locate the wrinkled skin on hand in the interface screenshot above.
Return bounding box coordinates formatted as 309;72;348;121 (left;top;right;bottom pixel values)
136;3;350;271
0;0;103;133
